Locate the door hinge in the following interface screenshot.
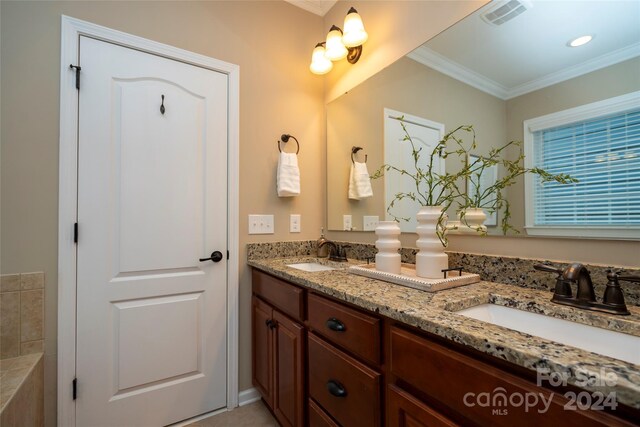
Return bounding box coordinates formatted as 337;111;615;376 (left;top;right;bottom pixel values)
72;378;77;400
74;223;78;244
69;64;81;90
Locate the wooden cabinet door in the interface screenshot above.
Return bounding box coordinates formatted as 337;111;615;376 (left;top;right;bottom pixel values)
252;296;273;407
307;293;381;365
387;384;459;427
389;326;635;427
273;310;305;427
308;333;381;427
309;399;340;427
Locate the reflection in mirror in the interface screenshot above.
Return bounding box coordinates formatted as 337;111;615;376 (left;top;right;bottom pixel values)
326;0;640;235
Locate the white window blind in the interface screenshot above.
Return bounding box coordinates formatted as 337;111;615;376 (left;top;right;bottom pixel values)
532;109;640;227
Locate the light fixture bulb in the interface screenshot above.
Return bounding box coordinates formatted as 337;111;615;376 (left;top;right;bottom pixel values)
324;25;348;61
309;43;333;75
342;7;368;48
568;35;593;47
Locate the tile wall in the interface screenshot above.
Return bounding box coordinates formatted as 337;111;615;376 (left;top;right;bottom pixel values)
0;273;44;359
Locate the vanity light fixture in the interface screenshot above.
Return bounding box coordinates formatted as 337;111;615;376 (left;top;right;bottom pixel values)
310;7;368;75
309;42;333;75
325;25;349;61
568;35;593;47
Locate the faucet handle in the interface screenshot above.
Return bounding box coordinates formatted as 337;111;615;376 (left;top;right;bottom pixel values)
536;263;573;299
616;273;640;284
534;263;563;276
337;244;350;256
603;270;631;314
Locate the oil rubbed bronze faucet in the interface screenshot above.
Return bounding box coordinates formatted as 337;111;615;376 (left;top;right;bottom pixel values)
534;262;639;315
318;240;350;262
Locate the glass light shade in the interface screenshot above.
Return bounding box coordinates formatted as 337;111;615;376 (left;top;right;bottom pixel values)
309;44;333;75
324;27;348;61
342;10;368;48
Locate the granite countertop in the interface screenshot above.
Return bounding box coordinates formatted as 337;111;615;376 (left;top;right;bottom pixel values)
248;256;640;409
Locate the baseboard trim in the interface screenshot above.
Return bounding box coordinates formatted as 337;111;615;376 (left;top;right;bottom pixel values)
238;388;261;406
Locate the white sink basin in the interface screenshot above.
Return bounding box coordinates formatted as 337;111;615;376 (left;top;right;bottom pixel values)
457;304;640;365
286;262;336;272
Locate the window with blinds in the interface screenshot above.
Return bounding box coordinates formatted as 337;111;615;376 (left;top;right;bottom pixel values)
531;109;640;228
524;91;640;238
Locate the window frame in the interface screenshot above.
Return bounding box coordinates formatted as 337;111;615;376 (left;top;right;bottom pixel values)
523;90;640;240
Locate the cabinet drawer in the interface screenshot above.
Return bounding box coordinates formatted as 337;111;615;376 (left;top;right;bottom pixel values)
307;293;381;365
387;384;458;427
309;399;340;427
308;333;381;427
389;326;632;427
252;270;304;321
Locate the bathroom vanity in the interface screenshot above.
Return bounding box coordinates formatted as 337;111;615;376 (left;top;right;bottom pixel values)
249;255;640;427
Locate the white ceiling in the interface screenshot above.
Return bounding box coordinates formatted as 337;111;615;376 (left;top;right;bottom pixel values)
284;0;338;16
409;0;640;100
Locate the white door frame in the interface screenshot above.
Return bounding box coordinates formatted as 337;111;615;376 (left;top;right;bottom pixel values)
58;15;240;427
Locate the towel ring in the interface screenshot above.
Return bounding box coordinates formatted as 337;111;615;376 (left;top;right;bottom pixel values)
278;134;300;154
351;146;367;164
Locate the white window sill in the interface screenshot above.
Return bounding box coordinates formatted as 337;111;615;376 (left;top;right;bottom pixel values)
525;226;640;240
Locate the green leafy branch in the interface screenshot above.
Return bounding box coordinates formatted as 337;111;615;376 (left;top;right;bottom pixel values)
448;127;578;234
372;118;579;243
371;119;472;246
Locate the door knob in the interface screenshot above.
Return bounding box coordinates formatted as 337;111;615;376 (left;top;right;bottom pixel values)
199;251;224;263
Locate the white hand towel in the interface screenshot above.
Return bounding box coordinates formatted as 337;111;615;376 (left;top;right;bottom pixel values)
348;161;373;200
277;152;300;197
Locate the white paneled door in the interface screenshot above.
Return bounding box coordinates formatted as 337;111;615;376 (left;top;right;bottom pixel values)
76;36;228;426
384;109;445;233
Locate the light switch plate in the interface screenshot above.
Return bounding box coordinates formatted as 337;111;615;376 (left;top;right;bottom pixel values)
290;214;301;233
249;214;274;234
343;215;353;231
363;215;379;231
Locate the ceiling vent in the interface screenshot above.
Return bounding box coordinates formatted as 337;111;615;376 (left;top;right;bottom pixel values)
480;0;533;26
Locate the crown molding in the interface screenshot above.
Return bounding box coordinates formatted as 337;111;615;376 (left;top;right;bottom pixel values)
407;46;510;100
508;42;640;99
284;0;337;17
409;43;640;101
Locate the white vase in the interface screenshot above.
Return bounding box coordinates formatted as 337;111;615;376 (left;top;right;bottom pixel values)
375;221;402;274
459;208;487;233
415;206;448;279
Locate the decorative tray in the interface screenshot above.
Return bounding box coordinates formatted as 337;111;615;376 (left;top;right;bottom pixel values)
348;263;481;292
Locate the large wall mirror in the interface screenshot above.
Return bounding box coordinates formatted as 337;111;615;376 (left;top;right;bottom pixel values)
327;0;640;235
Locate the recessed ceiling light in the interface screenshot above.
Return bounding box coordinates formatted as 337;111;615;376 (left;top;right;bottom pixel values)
568;35;593;47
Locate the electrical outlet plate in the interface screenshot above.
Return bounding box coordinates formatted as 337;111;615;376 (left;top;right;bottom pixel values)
343;215;353;231
290;214;301;233
248;214;274;234
363;215;379;231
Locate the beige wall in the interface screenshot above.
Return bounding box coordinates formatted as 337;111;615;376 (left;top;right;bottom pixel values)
326;56;506;231
1;1;324;424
